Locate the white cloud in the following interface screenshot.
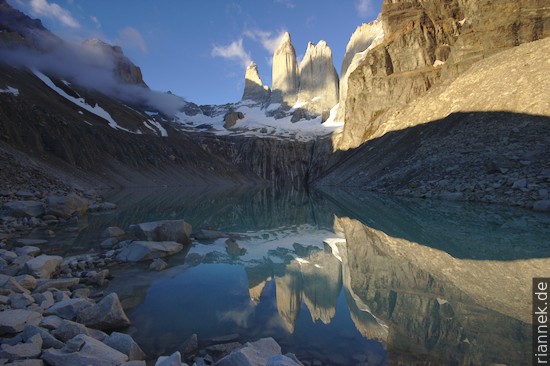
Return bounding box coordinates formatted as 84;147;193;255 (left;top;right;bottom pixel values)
244;29;287;54
117;27;147;54
274;0;295;9
90;16;101;29
28;0;80;28
211;38;252;68
356;0;371;17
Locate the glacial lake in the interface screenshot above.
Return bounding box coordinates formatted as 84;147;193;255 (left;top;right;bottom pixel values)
40;186;550;365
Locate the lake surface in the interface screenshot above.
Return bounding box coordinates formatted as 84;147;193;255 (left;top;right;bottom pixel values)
46;186;550;365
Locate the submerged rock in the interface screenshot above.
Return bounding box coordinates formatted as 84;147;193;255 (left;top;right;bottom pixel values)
116;241;183;262
3;200;45;218
46;194;88;219
129;220;192;244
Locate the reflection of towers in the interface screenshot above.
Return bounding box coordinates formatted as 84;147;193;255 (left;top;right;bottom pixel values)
275;262;303;333
274;248;343;332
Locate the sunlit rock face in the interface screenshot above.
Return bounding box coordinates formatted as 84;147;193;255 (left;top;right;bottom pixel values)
271;32;300;106
297;41;339;115
83;38;147;87
337;0;550;150
334;216;544;365
242;63;271;103
335;18;384;123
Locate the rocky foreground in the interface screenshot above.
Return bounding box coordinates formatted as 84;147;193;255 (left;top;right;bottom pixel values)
0;191;306;366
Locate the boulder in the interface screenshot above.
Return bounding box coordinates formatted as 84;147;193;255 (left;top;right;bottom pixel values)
9;292;35;309
51;319;106;343
3;201;45;218
0;334;42;361
23;255;63;279
102;227;125;238
44;298;94;320
0;275;29;294
4;359;44;365
42;334;128;366
215;338;282;366
16;239;48;246
129;220;192;244
155;351;182;366
15;246;41;257
533;200;550;212
104;332;146;361
266;355;302;366
46;194;88;219
0;310;42;335
22;325;65;349
76;293;131;330
149;258;168;271
33;291;55;309
15;275;37;290
180;333;198;355
35;278;80;293
116;241;183;262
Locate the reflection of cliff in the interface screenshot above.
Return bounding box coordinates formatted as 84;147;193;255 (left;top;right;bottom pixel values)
335;217;542;365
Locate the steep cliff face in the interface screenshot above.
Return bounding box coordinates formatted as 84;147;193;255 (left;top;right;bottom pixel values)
271;32;300;106
191;134;334;188
317;38;550;210
337;0;550;150
83;38;147;87
242;63;270;102
297;41;339;115
335;19;384;123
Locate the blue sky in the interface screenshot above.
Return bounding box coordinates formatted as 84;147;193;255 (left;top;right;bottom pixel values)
9;0;383;105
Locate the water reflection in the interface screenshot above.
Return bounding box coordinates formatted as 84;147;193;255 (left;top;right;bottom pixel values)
96;187;550;365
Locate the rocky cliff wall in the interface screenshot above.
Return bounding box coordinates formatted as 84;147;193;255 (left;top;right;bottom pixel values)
192;134;335;188
337;0;550;150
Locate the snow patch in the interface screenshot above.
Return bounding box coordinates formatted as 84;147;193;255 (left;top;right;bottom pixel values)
323;238;346;262
0;86;19;96
32;69;133;133
147;119;168;137
145;111;159;116
175;102;341;142
433;60;445;67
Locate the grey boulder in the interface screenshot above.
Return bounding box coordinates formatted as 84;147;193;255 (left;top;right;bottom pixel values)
3;201;45;218
76;293;131;330
0;309;42;335
116;241;183;262
104;332;146;361
44;298;94;320
23;255;63;279
42;334;128;366
46;194;88;219
215;338;282;366
0;334;42;361
129;220;192;244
